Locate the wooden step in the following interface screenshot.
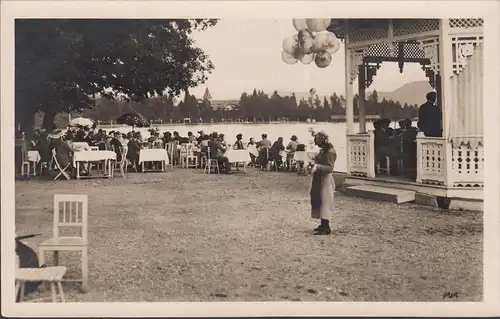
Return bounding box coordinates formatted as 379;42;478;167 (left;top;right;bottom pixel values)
345;185;416;204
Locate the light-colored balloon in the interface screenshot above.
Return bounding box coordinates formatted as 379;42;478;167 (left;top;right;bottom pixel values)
313;32;341;54
306;118;312;124
306;19;331;32
293;19;308;31
315;51;332;68
298;29;315;54
282;51;298;64
282;35;299;55
299;53;315;64
311;119;317;124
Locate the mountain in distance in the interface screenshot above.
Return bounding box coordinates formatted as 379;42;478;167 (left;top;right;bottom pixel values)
370;81;433;106
276;80;432;106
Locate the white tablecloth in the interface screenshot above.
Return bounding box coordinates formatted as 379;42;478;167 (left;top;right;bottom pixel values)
27;151;41;163
294;151;308;162
139;149;170;164
71;142;90;150
226;150;251;163
73;150;116;165
247;145;259;157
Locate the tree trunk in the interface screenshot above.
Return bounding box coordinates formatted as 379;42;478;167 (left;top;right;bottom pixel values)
18;113;36;137
42;111;56;131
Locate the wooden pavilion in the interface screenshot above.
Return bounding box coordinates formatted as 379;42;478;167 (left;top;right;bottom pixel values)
327;19;484;211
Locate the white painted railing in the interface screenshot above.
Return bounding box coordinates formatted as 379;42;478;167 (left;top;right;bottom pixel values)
450;141;484;188
416;134;448;186
346;131;375;178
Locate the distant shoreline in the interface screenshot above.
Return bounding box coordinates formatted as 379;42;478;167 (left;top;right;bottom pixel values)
96;119;385;129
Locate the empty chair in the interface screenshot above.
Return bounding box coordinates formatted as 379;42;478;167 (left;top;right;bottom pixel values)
38;194;89;293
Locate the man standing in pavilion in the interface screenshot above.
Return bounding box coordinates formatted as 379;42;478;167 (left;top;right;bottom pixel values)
417;91;442;137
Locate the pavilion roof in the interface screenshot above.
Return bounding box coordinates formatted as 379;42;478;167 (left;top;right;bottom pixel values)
327;19;430;40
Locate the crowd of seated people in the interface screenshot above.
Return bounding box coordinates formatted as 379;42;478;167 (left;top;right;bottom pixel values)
18;124;313;177
373;118;418;176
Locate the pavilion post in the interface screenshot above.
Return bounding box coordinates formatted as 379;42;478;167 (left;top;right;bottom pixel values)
438;19;453;187
344;24;355;134
358;64;366;133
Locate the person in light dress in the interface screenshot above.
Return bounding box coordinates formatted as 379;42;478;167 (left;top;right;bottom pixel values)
307;131;337;236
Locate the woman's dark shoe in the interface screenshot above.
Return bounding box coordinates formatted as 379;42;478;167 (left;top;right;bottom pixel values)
314;219;330;235
314;227;331;235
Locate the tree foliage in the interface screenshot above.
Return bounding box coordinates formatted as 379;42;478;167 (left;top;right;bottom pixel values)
45;88;419;127
16;19;218;132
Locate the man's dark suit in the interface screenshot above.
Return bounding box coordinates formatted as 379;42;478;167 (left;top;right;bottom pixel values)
417;101;442;137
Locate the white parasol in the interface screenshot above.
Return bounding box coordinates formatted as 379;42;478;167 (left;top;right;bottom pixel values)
69;117;94;127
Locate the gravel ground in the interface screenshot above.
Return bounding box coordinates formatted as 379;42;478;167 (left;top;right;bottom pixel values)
15;168;483;302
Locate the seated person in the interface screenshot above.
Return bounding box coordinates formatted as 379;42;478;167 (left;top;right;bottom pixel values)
147;130;157;144
208;132;231;173
110;132;123;161
234;134;245;150
374;120;405;174
269;137;285;168
400;119;417;170
48;129;82;176
162;131;173;144
247;137;257;166
257;133;272;148
187;131;197;143
126;133;143;169
196;131;205;145
218;134;228;148
172;131;182;143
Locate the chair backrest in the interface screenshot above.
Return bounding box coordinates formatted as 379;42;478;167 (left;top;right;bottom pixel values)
51;149;64;170
89;146;99;151
165;142;176;159
53;194;88;244
119;147;128;164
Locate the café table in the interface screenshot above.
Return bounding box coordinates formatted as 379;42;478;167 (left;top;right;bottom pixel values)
139;149;170;172
225;149;251;173
73;150;116;179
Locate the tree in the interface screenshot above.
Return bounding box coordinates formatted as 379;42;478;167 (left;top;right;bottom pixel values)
15;19;218;131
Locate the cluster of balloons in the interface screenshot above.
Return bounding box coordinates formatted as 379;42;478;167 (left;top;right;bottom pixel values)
282;19;340;68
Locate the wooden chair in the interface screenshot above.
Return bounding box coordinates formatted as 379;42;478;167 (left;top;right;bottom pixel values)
51;149;71;180
200;152;208;170
203;152;220;174
184;144;198;169
376;156;391;175
165;142;176;169
38;194;89;293
16;266;67;302
20;151;31;177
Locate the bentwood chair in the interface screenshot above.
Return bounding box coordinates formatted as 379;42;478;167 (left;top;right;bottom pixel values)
203;151;220;174
38;194;90;293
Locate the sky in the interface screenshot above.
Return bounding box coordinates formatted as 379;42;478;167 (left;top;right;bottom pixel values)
189;19;428;100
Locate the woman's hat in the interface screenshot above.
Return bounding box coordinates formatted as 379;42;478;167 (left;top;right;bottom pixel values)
316;131;329;139
48;129;64;139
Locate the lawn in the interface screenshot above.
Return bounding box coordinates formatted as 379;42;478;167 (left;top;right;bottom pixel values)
15;168;483;302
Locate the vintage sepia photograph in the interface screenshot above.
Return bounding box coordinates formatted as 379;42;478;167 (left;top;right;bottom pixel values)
2;0;499;317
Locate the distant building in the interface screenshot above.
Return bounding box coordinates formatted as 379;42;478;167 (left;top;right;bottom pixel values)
211;100;240;111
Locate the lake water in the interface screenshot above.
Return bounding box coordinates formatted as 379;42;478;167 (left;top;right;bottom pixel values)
104;122;365;173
